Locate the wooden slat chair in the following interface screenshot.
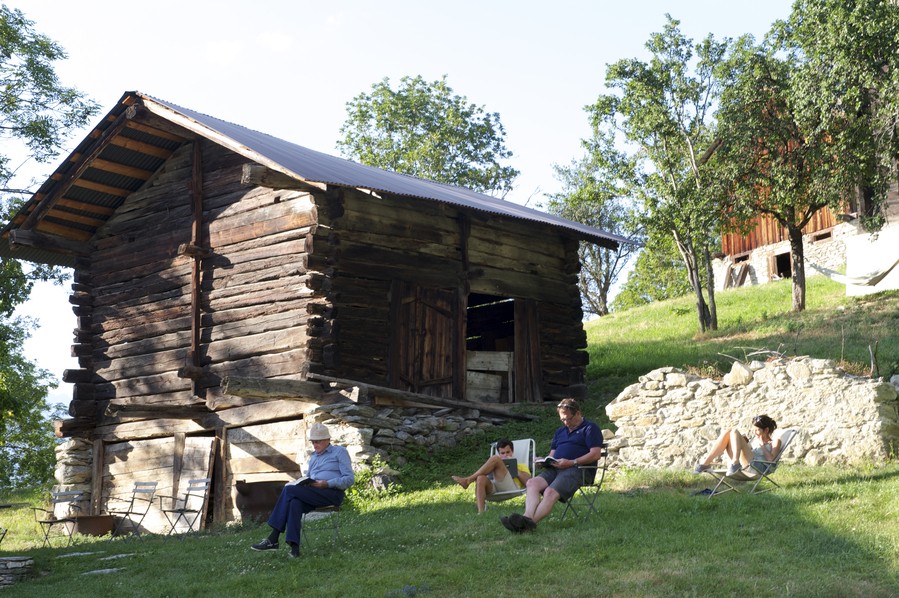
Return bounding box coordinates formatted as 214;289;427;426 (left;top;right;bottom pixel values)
32;490;86;547
300;505;341;550
106;481;158;541
158;478;211;540
484;438;536;508
560;443;609;520
704;429;798;499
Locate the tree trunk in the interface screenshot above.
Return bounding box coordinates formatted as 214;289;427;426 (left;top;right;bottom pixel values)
672;231;710;333
702;242;718;330
788;226;806;312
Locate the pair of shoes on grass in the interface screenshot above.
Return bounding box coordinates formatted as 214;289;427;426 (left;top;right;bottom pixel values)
500;513;536;533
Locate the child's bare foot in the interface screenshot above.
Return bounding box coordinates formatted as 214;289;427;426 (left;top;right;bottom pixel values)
452;475;470;489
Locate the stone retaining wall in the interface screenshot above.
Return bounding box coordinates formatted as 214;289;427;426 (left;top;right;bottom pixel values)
604;357;899;469
0;557;33;588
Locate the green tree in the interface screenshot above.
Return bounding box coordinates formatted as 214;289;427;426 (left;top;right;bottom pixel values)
0;5;98;486
547;122;642;316
612;233;692;311
713;1;898;312
0;4;98;193
786;0;899;229
337;75;519;197
0;322;61;488
590;15;728;332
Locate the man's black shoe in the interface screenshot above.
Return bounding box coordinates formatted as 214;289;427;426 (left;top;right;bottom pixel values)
500;515;519;533
251;538;279;551
509;513;536;532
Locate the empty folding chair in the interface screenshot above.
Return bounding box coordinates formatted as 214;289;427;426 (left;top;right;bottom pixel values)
106;481;158;541
32;490;86;547
158;478;211;539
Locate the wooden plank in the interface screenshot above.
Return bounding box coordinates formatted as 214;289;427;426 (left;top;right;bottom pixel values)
467;351;513;371
308;373;536;421
466;371;502;402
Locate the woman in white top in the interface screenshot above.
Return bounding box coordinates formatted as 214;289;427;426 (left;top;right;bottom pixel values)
693;415;782;476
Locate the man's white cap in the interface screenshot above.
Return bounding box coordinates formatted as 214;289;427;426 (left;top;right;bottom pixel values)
308;423;331;440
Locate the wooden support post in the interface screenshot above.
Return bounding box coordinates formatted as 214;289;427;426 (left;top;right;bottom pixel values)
91;439;105;515
187;140;204;393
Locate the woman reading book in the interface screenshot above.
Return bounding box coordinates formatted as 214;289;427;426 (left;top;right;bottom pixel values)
452;439;531;514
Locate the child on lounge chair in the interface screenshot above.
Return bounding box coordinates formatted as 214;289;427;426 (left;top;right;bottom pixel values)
452;439;531;513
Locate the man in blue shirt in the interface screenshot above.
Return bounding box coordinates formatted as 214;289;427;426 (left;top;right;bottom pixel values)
251;422;355;558
501;398;603;532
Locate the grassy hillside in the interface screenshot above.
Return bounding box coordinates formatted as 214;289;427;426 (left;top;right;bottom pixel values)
585;276;899;403
1;275;897;596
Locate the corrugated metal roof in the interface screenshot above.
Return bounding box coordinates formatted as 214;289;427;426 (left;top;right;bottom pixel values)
139;93;628;249
0;91;628;268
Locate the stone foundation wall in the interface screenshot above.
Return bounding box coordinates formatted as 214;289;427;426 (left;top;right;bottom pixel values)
604;357;899;469
54;406;497;502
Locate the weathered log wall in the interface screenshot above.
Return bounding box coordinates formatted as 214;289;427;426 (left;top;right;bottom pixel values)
312;187;589;399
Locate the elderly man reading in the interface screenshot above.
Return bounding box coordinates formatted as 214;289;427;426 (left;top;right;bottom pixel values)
250;422;354;558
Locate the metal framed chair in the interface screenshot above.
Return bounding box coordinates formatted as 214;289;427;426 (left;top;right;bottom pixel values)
704;429;797;499
300;504;341;549
32;490;86;547
484;438;536;507
0;526;6;547
158;478;211;539
106;481;158;541
560;443;608;520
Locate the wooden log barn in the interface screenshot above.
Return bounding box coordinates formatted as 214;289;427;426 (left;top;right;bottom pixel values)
0;92;627;532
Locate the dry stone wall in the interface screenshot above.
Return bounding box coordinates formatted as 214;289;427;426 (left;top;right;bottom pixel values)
604;357;899;469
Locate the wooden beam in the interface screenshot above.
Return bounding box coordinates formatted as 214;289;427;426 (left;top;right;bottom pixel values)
71;178;131;198
240;163;325;192
90;440;104;515
221;376;330;401
21;105;137;230
88;157;155;181
8;228;91;256
307;373;537;421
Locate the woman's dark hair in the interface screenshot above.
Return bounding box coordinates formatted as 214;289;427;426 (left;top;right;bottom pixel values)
752;414;777;431
556;398;581;414
495;439;514;451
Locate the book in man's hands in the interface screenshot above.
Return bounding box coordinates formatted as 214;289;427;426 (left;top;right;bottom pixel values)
502;458;518;477
286;476;314;487
535;456;561;468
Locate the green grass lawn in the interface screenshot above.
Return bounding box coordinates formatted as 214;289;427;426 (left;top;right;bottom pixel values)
1;275;897;597
2;463;898;597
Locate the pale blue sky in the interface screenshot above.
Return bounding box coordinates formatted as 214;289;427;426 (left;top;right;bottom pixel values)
7;0;792;405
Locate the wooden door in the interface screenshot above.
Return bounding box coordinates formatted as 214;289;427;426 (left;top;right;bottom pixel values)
390;282;458;398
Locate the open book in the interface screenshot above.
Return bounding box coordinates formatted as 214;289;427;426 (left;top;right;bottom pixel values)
286;476;314;487
535;456;561;468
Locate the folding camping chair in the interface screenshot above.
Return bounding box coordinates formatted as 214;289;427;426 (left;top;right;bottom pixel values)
158;478;211;539
32;490;86;547
560;443;608;520
705;429;797;499
300;505;341;550
484;438;536;507
106;481;158;541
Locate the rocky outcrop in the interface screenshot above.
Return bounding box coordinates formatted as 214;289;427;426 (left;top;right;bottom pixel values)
605;357;899;469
